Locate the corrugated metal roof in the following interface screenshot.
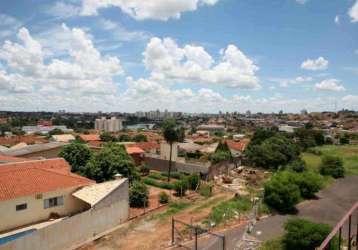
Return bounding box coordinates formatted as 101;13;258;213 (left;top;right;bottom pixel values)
2;142;67;156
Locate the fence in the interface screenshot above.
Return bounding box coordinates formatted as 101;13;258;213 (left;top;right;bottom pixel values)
171;217;226;250
318;201;357;250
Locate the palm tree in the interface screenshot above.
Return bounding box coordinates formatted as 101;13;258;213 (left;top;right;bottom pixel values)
162;118;178;182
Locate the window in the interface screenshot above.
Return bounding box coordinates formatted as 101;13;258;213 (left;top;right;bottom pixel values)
44;196;64;209
16;203;27;211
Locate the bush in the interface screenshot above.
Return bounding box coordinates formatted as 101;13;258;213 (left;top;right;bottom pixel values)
143;178;175;190
320;155;345;178
210;151;232;164
129;181;149;208
186;174;200;190
282;218;337;250
159;192;169;204
287;159;307;173
199;183;213;197
174;179;188;196
264;172;301;213
293;171;323;198
148;172;167;181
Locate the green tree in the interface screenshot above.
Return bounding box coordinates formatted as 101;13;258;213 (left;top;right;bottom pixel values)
59;143;93;173
293;171;323;198
129;181;149;208
320;155;345;178
83;144;139;182
162;118;179;182
186;174;200;190
133;133;148;142
282;218;336;250
49;128;64;136
264;172;301;213
100;131;114;142
246;135;300;170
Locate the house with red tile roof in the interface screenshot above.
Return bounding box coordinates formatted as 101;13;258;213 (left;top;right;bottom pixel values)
78;134;101;142
125;146;145;166
225;139;250;157
0;158;95;232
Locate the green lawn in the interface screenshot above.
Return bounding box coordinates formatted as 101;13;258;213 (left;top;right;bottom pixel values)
302;145;358;176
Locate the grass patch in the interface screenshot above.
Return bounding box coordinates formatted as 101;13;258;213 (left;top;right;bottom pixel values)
191;196;227;213
150;201;191;220
160;172;183;180
302;145;358;176
207;196;252;225
258;237;283;250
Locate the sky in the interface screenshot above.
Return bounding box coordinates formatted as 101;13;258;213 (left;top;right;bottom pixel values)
0;0;358;113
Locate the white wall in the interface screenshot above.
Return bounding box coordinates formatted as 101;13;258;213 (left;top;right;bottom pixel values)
0;187;89;232
0;180;129;250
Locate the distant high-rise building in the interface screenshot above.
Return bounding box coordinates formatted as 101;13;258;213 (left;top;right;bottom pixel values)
95;117;123;132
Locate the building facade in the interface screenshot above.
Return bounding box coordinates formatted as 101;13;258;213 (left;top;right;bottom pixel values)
95;117;123;132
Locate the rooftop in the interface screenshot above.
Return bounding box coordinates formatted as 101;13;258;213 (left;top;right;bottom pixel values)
72;179;126;207
0;158;94;201
79;134;100;142
2;142;67;157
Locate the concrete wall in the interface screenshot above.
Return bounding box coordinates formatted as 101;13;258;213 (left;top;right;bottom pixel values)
160;142;178;162
0;186;89;232
0;180;129;250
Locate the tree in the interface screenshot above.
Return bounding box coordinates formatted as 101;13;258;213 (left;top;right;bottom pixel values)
177;127;186;142
162;118;179;182
320;155;345;178
59;143;93;173
100;131;114;142
129;181;149;208
49;128;64;136
264;172;301;213
83;144;139;182
246;135;300;170
133;133;148;142
282;218;336;250
210;150;232;164
186;174;200;190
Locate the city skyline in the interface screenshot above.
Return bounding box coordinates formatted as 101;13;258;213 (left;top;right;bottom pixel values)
0;0;358;113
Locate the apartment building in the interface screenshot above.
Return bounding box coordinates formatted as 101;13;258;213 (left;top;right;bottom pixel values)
94;117;123;132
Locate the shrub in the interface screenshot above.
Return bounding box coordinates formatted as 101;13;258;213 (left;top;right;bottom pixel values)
186;174;200;190
129;181;149;208
159;192;169;204
148;172;167;181
287;159;307;173
264;173;301;213
143;178;175;190
210;151;232;164
293;171;323;198
174;179;188;196
320;155;345;178
199;183;213;197
282;218;337;250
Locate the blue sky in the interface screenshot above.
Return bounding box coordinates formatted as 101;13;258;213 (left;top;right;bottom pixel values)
0;0;357;113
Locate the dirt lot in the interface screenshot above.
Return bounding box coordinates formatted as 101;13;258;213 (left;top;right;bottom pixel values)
77;188;236;250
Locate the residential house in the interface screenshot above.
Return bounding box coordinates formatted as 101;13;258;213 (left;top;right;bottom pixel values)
0;158;94;232
51;134;75;143
1;142;67;159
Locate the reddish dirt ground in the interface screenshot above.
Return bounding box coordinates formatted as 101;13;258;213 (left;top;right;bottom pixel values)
77;189;234;250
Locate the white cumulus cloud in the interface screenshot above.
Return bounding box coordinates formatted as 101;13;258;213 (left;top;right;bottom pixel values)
143;37;260;89
80;0;219;21
315;79;346;92
301;57;328;71
349;0;358;23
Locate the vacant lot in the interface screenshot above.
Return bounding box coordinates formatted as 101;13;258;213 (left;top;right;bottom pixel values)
302;144;358;175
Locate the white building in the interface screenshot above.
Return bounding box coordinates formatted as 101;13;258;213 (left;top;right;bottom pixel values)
95;117;123;132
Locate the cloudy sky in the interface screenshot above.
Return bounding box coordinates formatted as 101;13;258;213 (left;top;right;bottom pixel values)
0;0;358;113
